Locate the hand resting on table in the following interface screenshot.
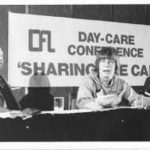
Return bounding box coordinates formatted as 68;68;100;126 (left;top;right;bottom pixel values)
95;84;127;107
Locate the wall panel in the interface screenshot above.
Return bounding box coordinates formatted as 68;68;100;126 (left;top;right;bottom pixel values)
73;5;113;21
112;5;147;24
0;5;26;104
28;5;73;17
0;5;25;77
146;5;150;25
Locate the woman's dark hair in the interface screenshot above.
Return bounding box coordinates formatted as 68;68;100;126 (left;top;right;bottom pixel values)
95;46;119;75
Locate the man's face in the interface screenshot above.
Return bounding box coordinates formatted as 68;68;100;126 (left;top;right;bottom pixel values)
0;49;4;68
99;58;116;81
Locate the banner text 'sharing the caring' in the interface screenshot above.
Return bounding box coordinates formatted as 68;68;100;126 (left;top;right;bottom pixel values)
8;12;150;86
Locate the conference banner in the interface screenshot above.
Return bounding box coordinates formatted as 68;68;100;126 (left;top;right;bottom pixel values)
8;12;150;87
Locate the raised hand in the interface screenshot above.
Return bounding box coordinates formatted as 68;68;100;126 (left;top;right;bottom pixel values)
111;83;127;106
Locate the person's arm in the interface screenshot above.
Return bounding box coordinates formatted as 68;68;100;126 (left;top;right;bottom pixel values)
144;77;150;96
131;94;150;108
123;83;150;108
0;75;21;110
77;76;102;110
144;77;150;89
77;99;102;110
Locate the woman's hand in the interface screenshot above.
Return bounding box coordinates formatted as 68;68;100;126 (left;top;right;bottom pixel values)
95;94;117;107
22;108;41;115
111;83;127;106
0;107;9;112
96;83;127;107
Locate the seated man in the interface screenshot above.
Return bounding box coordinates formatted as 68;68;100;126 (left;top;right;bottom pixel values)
77;46;150;110
20;74;54;111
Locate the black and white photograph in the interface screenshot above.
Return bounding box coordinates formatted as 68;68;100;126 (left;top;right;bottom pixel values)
1;0;150;149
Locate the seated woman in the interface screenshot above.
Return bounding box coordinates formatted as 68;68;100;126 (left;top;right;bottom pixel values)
20;74;54;111
77;46;150;110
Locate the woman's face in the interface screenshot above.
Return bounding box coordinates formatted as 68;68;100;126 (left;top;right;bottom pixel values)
99;58;116;81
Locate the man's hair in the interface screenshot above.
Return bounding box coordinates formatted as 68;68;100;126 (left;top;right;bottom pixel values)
95;46;119;75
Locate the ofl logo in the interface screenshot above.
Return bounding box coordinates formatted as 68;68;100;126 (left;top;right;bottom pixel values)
28;29;55;52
